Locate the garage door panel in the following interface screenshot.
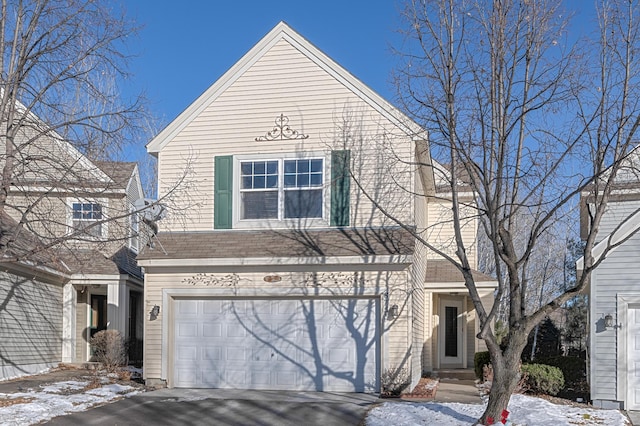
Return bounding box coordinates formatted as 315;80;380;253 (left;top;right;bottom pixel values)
203;323;222;338
202;346;221;361
176;346;197;362
227;323;250;338
173;298;379;392
177;300;201;317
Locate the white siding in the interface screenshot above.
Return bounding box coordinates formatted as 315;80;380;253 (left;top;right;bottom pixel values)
157;38;414;232
0;270;63;379
591;227;640;401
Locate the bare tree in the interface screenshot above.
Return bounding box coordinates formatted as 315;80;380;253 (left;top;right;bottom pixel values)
362;0;640;423
0;0;189;262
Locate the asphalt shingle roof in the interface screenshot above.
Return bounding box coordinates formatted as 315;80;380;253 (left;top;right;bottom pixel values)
138;227;415;260
425;259;495;283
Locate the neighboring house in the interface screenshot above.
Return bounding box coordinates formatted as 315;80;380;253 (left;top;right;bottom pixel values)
578;153;640;410
0;117;147;379
138;21;496;392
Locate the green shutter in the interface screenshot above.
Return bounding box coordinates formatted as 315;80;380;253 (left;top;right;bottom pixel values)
330;150;350;227
214;155;233;229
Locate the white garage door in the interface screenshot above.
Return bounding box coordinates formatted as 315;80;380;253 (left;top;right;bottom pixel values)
173;298;379;392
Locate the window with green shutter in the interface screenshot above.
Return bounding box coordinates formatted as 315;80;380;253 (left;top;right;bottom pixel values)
214;155;233;229
330;150;350;227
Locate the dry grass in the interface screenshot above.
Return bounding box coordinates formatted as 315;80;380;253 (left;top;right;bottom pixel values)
0;396;35;407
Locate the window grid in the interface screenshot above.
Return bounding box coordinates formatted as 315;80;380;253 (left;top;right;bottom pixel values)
238;158;324;221
72;203;102;220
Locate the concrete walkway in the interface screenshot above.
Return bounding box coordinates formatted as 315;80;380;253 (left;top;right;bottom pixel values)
628;410;640;425
433;379;482;404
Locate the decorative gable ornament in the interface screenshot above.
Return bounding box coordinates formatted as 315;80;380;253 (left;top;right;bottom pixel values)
255;114;309;141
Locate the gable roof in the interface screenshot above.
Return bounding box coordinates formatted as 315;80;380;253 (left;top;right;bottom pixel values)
146;21;427;155
94;161;138;191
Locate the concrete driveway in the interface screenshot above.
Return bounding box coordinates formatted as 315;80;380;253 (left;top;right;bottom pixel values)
43;388;380;425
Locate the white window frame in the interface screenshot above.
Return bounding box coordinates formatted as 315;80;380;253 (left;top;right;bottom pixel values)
232;152;330;229
67;198;108;239
129;204;139;252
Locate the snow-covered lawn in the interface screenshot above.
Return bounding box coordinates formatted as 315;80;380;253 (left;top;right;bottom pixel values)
367;394;630;426
0;377;140;426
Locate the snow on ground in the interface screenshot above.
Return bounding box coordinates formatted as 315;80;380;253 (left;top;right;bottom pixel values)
367;394;630;426
0;379;139;426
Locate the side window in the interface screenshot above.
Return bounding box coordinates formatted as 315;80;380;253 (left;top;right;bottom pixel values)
129;206;139;252
71;202;103;237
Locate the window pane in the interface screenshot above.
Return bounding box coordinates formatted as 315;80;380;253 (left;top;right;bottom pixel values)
310;173;323;186
254;162;265;174
242;176;252;189
311;159;323;173
297;174;309;187
284;189;322;218
254;176;265;188
241;191;278;219
241;163;252;175
266;175;278;188
284;160;296;174
298;160;310;173
284;174;296;187
266;161;278;174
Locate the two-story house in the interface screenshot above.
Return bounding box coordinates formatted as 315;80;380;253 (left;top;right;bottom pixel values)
0;113;147;380
138;22;495;392
578;149;640;410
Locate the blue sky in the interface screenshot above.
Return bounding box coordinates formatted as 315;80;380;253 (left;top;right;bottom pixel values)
125;0;404;132
123;0;596;168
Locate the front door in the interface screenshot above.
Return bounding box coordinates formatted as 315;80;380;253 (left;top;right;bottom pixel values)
90;294;107;339
440;298;463;367
628;305;640;410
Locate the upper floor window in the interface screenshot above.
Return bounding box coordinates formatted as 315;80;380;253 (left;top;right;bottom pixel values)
214;151;350;230
72;202;103;237
236;155;326;226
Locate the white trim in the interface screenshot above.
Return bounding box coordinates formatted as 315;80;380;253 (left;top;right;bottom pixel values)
616;293;640;408
438;296;464;367
139;254;413;268
61;282;77;363
424;281;497;290
146;21;426;155
576;209;640;270
12;185;125;195
66;197;109;239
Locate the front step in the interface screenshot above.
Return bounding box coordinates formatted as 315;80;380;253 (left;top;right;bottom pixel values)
433;369;476;381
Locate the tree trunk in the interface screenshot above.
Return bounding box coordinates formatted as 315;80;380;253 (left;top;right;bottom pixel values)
479;348;522;425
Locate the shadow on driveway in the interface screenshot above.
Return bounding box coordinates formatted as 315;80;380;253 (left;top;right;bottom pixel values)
44;388;381;425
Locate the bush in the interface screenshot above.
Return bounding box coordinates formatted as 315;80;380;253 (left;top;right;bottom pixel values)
381;367;411;396
521;363;565;396
90;330;127;372
474;351;491;379
536;356;585;388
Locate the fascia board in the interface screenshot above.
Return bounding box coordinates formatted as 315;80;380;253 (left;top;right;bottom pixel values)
147;21;427;154
138;254;413;268
424;281;497;291
576;208;640;271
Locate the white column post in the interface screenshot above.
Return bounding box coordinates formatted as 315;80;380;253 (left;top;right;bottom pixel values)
62;282;77;363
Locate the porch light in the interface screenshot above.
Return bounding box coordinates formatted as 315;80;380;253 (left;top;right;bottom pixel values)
604;314;620;329
150;305;160;317
388;304;399;320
